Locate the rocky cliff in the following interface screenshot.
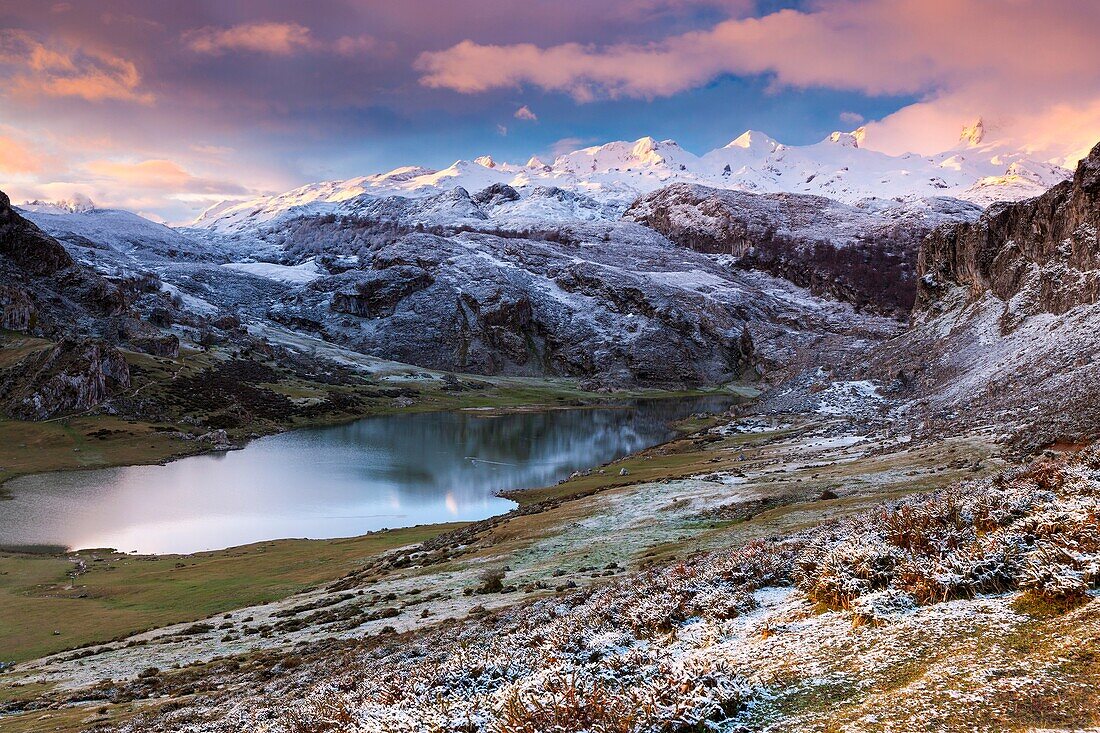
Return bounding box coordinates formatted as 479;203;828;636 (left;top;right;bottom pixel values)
0;338;131;420
917;140;1100;326
624;184;980;317
869;141;1100;450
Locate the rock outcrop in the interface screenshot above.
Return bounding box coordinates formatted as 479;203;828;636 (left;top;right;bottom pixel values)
0;189;127;335
917;140;1100;325
868;140;1100;451
0;190;75;275
0;338;131;420
625;184;980;317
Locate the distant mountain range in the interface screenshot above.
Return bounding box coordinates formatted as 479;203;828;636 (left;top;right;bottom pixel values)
189;119;1071;234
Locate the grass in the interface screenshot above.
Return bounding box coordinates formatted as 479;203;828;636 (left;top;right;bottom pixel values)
0;416;208;495
0;523;465;664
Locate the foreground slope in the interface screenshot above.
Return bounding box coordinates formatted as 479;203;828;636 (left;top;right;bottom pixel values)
11;425;1090;733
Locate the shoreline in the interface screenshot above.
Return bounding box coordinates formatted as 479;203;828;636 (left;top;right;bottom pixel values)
0;393;763;667
0;366;751;497
0;412;1004;713
0;387;750;555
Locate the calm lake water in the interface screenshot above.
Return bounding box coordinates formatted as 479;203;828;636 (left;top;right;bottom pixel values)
0;397;733;554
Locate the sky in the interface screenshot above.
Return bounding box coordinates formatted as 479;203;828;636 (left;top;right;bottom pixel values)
1;0;1099;223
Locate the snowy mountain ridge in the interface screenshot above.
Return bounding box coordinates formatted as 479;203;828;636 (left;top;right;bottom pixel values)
191;120;1071;234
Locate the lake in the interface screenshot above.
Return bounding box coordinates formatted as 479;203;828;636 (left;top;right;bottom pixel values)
0;397;733;554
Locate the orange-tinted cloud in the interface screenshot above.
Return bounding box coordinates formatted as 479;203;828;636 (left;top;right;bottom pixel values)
83;158;248;194
0;30;153;104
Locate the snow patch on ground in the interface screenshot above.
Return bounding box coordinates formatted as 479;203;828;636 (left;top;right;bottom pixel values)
222;259;323;284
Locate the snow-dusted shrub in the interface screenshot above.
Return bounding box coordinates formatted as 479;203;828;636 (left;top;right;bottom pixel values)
1019;544;1090;601
717;538;797;589
849;589;917;626
796;539;900;610
495;659;749;733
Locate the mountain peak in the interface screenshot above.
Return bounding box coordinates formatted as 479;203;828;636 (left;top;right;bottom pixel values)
22;195;97;214
473;155;497;169
824;130;861;148
960;118;986;146
631;136;660;155
725;130;779;152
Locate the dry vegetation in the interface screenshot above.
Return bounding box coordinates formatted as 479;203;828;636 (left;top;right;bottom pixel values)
92;448;1100;733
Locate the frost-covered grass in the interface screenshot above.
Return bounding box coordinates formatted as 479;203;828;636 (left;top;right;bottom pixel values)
97;448;1100;733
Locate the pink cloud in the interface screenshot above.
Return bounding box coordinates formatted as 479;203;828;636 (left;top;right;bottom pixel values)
184;22;315;56
514;105;537;121
183;22;382;59
417;1;1100;99
333;35;382;57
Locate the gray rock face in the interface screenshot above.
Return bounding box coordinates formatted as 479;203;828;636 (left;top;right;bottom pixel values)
471;183;520;207
127;333;181;358
323;266;434;318
0;338;131;420
625;184;980;316
0;285;36;331
867;140;1100;451
269;221;895;387
917;140;1100;323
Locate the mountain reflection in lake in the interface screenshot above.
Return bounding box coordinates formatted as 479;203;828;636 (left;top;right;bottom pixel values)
0;397;733;554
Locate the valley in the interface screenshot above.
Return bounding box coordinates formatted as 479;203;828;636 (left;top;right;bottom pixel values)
1;127;1098;733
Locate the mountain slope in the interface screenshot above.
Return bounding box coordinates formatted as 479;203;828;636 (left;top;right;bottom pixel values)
266;220;896;386
20;203;219;263
624;184;981;316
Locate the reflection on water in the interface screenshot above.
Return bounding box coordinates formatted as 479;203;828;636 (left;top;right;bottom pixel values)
0;397;733;554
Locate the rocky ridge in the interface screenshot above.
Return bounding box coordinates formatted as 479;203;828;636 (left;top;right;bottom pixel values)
624;184;981;316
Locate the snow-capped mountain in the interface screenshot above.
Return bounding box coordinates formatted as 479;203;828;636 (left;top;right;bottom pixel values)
19;201;215;262
191;120;1071;234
